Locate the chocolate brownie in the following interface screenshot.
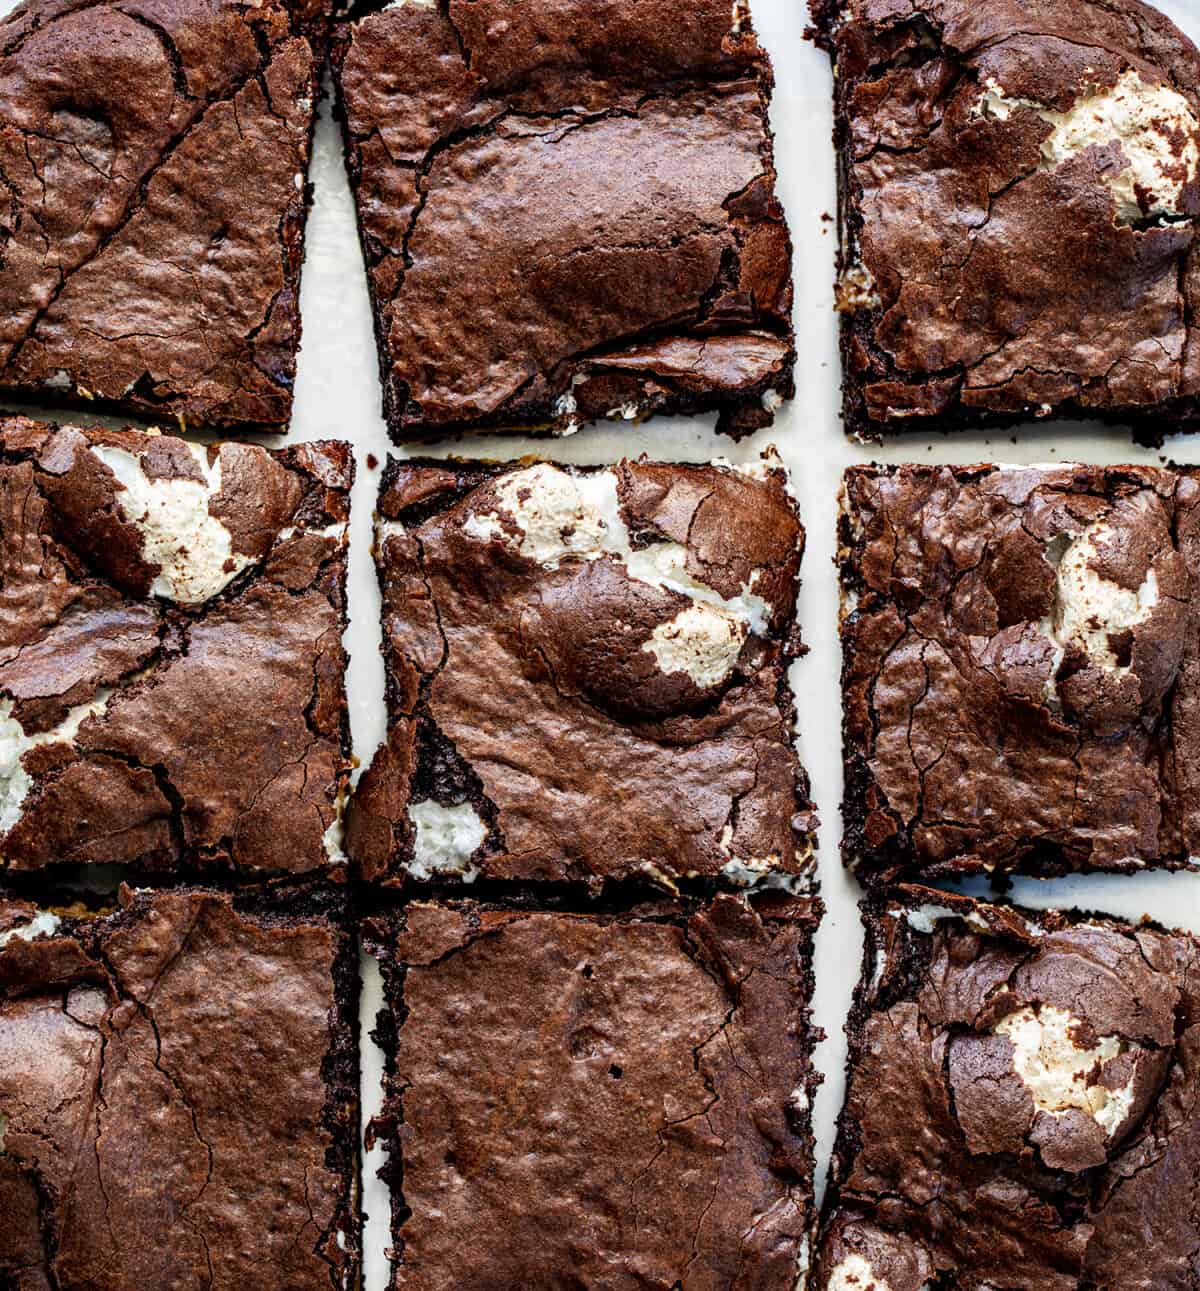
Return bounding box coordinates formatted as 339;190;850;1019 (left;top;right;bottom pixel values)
0;415;352;877
813;885;1200;1291
840;462;1200;883
346;450;816;889
810;0;1200;443
0;0;328;431
331;0;794;442
366;892;821;1291
0;882;359;1289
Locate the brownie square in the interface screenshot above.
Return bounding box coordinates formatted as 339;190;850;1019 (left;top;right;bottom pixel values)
347;450;817;889
331;0;794;442
840;462;1200;883
0;883;359;1288
813;885;1200;1291
366;892;821;1290
0;0;328;431
0;416;352;877
811;0;1200;443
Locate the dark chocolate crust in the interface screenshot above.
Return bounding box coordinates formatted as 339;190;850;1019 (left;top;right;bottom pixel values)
366;892;821;1291
330;0;795;443
811;0;1200;444
346;450;817;889
840;462;1200;883
0;882;360;1290
813;885;1200;1291
0;415;353;878
0;0;328;431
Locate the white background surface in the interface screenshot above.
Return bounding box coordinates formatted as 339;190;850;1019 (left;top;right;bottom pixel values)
70;0;1200;1282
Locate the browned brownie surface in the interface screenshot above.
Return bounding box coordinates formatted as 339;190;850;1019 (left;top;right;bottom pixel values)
841;462;1200;882
367;892;820;1291
0;415;352;878
811;0;1200;442
0;883;359;1289
0;0;327;430
814;886;1200;1291
347;450;816;889
332;0;794;441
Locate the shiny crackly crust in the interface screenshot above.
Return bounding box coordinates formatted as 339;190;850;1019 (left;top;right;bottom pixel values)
331;0;795;442
0;882;360;1289
365;891;821;1291
810;0;1200;444
0;415;353;878
346;452;817;889
839;462;1200;883
0;0;329;431
813;885;1200;1291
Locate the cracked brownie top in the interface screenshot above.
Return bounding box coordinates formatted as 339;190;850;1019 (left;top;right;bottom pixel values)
0;415;352;877
346;449;816;891
331;0;794;442
0;883;359;1290
840;462;1200;882
813;886;1200;1291
365;891;820;1291
0;0;328;431
811;0;1200;442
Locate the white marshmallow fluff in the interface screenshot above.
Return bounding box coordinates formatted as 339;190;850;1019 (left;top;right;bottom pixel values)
826;1254;894;1291
463;464;779;652
92;443;252;604
405;800;487;882
643;603;747;689
0;693;111;834
995;1004;1136;1136
978;70;1200;224
1044;518;1158;670
0;910;61;947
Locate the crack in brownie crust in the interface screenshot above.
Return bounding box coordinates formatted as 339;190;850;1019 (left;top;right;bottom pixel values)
813;886;1200;1291
840;462;1200;882
0;0;328;431
331;0;795;442
810;0;1200;443
346;450;817;889
0;415;353;877
365;892;821;1291
0;883;359;1290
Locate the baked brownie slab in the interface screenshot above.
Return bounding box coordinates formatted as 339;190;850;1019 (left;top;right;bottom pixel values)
0;0;327;431
331;0;794;442
347;450;817;889
811;0;1200;443
841;462;1200;883
813;885;1200;1291
0;415;352;877
367;892;820;1290
0;883;359;1289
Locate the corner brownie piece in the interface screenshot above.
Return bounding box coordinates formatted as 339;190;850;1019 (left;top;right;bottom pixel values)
0;884;359;1288
331;0;794;442
813;886;1200;1290
0;415;352;877
347;450;816;889
366;893;820;1290
840;462;1200;882
0;0;328;431
811;0;1200;442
